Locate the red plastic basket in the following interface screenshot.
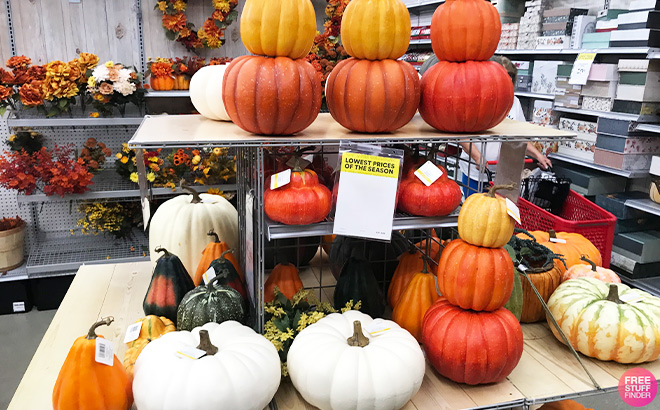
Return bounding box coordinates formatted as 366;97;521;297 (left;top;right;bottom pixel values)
516;190;617;268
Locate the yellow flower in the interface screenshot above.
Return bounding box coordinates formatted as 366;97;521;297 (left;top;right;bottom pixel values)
122;143;130;153
197;29;208;40
203;167;211;176
89;112;100;118
149;156;159;163
192;155;201;165
8;134;16;142
173;0;186;11
116;153;123;159
146;172;156;182
130;173;139;183
120;156;129;164
94;93;105;101
207;188;223;195
87;76;95;87
104;60;114;68
157;1;167;11
212;147;222;155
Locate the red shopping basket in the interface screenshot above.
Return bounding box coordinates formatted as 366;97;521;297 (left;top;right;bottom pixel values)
516;190;617;268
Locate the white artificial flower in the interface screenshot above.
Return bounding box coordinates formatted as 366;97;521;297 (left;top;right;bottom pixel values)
92;65;110;82
114;80;136;96
118;68;131;83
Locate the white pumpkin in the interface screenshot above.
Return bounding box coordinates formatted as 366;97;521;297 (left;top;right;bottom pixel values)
133;321;281;410
190;65;231;121
149;187;238;276
287;310;425;410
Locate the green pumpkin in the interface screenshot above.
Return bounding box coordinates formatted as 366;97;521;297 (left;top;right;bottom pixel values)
208;249;248;301
143;247;195;323
504;245;523;321
177;274;245;331
334;255;385;318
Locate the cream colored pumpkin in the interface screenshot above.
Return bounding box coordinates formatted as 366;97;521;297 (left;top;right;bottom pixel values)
190;65;231;121
547;277;660;363
457;183;515;248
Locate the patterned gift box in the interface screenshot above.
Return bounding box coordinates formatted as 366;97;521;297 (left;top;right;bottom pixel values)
583;96;614;111
532;61;561;94
558;139;597;161
594;148;655;170
558;118;598;137
596;135;660;154
532;100;559;127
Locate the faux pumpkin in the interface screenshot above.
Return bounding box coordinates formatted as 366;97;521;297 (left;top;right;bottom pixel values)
650;180;660;204
547;278;660;363
190;65;231;121
53;317;132;410
194;230;241;285
517;230;601;272
150;75;174;91
205;249;248;301
562;255;621;283
222;55;322;135
392;261;440;341
329;233;408;282
437;239;514;311
397;165;462;217
240;0;316;59
149;183;239;278
143;247;196;323
177;274;245;331
264;262;304;302
422;298;524;385
326;58;420;133
172;74;190;90
539;400;593;410
334;255;385;318
430;0;501;62
387;247;425;308
419;60;514;133
458;184;515;248
287;310;425;410
265;236;320;269
123;315;175;379
133;322;281;410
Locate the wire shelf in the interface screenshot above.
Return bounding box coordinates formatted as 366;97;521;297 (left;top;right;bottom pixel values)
0;263;28;282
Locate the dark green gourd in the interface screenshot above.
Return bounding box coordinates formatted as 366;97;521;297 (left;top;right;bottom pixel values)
143;247;195;323
177;274;245;331
334;255;385;318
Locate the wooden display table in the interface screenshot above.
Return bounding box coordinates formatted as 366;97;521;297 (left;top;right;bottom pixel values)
9;262;660;410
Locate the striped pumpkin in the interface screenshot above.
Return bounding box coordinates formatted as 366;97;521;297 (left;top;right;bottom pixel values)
123;316;175;379
176;275;245;331
547;277;660;363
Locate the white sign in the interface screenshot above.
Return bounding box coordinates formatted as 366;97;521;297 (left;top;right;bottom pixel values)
414;161;443;186
202;267;217;284
569;52;597;85
12;302;25;312
270;169;291;190
506;198;521;224
123;322;143;344
95;338;114;366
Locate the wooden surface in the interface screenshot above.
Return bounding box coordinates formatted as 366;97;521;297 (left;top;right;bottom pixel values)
9;261;660;410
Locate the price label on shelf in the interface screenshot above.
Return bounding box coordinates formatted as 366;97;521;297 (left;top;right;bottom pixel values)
123;322;143;344
270;169;291;190
95;338;114;366
12;302;25;313
175;346;206;360
549;237;567;244
569;52;597;85
202;267;217;284
364;319;391;336
414;161;443;186
505;198;521;224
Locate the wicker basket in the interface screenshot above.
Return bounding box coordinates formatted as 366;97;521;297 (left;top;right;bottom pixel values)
0;221;25;271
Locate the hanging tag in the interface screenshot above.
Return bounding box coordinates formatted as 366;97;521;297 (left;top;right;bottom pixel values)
518;264;528;272
202;267;217;284
175;346;207;360
414;161;443;187
12;302;25;313
95;338;114;366
270;169;291;190
569;52;597;85
303;154;314;163
364;319;391;336
549;237;567;244
505;198;521;224
123;322;143;344
620;292;644;304
141;197;150;232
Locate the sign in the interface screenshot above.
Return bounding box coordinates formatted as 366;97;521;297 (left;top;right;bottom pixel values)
569;52;597;85
12;302;25;313
365;319;391;336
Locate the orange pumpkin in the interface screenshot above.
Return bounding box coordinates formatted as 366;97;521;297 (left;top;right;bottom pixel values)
264;262;304;302
517;230;601;273
172;74;190;90
194;230;242;285
392;262;440;341
539;400;593;410
322;234;336;256
123;315;175;380
150;75;174;91
520;260;563;323
53;317;133;410
562;255;621;283
222;55;322;135
387;248;425;308
326;58;420;133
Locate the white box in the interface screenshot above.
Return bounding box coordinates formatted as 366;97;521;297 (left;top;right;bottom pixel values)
650;156;660;176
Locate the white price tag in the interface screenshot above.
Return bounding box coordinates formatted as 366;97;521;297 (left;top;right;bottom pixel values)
364;319;391;336
620;292;644;304
414;161;443;186
175;346;207;360
270;169;291;190
141;197;150;232
518;264;528;272
12;302;25;312
123;322;143;344
549;237;567;244
95;338;114;366
505;198;521;224
202;267;217;284
569;52;597;85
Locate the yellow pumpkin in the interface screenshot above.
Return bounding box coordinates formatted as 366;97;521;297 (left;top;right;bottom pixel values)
562;256;621;284
458;184;515;248
123;315;175;379
240;0;316;59
341;0;411;60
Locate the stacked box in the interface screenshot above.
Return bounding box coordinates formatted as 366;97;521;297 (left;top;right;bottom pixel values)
570;15;597;49
531;60;562;94
581;64;619;112
537;7;588;49
557;118;597;160
517;0;547;49
616;59;660;103
513;60;533;91
582;31;613;48
531;99;559;128
555;63;583;108
594;115;660;171
610;0;660;47
499;23;519;49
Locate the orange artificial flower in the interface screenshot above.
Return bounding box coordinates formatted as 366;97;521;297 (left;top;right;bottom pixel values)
6;56;31;69
77;53;99;72
162;13;186;32
19;81;44;106
0;85;11;101
150;62;174;77
0;68;15;85
26;65;46;81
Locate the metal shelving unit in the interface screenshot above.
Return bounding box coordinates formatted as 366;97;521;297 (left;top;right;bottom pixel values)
625;198;660;217
552;106;640;121
0;264;28;283
406;0;444;13
549;153;649;178
409;38;431;45
495;47;657;56
7;117;144;127
145;90;190;98
515;91;555;100
637;123;660;134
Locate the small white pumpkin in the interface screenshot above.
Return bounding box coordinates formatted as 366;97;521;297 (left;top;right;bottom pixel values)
287;310;425;410
133;321;281;410
190;65;231;121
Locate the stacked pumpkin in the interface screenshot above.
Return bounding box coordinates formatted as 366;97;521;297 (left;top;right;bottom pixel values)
326;0;420;133
425;185;524;385
419;0;513;132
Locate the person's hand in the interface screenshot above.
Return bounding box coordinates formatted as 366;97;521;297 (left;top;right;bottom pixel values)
537;155;552;170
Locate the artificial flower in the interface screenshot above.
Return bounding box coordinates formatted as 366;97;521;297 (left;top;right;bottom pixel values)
107;67;120;82
162;13;186;32
157;1;168;12
116;153;123;159
87;76;96;88
0;68;15;85
105;61;114;68
77;53;99;72
130;172;139;182
99;82;114;95
192;155;201;165
212;147;222;155
121;156;129;164
11;68;30;86
114;81;136;96
0;85;13;101
149;61;173;77
89;112;100;118
19;81;44;106
92;65;110;82
173;0;186;11
42;61;79;100
146;172;156;182
26;65;46;81
6;56;31;69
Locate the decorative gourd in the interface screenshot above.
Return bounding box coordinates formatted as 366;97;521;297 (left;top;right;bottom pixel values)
519;258;563;323
265;236;320;269
422;298;523;385
150;75;174;91
194;230;241;285
287;310;425;410
143;248;196;323
329;233;408;282
326;58;420;133
650;180;660;204
458;184;515;248
419;60;514;133
222;55;322;135
177;275;245;331
397;165;462;217
190;65;231;121
53;317;132;410
149;183;239;277
123;315;175;379
392;261;440;341
517;230;601;272
240;0;316;59
437;239;514;311
204;249;248;300
387;247;425;308
503;245;523;321
133;322;281;410
172;74;190;90
430;0;501;62
547;278;660;363
334;255;385;318
539;400;593;410
562;256;621;283
264;262;304;302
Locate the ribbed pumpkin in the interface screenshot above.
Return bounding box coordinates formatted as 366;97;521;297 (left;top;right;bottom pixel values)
419;60;514;133
520;259;563;323
194;231;241;285
326;58;420;133
143;248;195;323
548;278;660;363
458;184;515;248
176;275;245;331
53;317;133;410
397;165;462;217
150;75;174;91
517;230;601;272
264;262;304;302
240;0;316;59
422;298;523;385
334;255;385;318
437;239;514;311
172;74;190;90
392;262;440;341
222;55;322;135
204;249;248;301
430;0;501;62
562;256;621;283
123;315;175;380
190;65;231;121
388;247;425;308
539;400;593;410
341;0;411;60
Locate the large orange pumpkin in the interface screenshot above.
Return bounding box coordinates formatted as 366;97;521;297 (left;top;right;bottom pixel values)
539;400;593;410
387;248;425;308
392;263;440;341
326;58;420;133
265;262;304;302
397;165;462;217
222;55;322;135
517;230;601;272
430;0;501;62
194;231;242;285
437;239;514;311
419;60;513;133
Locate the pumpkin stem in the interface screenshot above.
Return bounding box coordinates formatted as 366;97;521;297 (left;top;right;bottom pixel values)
581;255;597;272
486;183;515;198
220;249;233;261
86;316;114;340
347;320;370;347
206;272;223;289
549;229;557;239
196;330;218;356
606;284;624;304
154;247;170;257
208;230;220;243
292;156;304;173
179;180;202;204
421;257;429;274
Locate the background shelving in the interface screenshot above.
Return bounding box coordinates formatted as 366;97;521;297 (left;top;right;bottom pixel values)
7;117;144;127
548;153;649;178
515;91;555;100
625;199;660;218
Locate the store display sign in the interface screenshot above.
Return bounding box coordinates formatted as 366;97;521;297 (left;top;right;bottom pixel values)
569;52;597;85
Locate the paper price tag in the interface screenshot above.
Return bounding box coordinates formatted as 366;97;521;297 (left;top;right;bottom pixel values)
505;198;521;224
95;338;114;366
202;267;217;284
141;197;150;232
549;237;567;244
364;319;391;336
620;292;644;304
414;161;443;186
569;52;597;85
12;302;25;313
175;346;207;360
518;264;528;272
123;322;143;344
270;169;291;190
